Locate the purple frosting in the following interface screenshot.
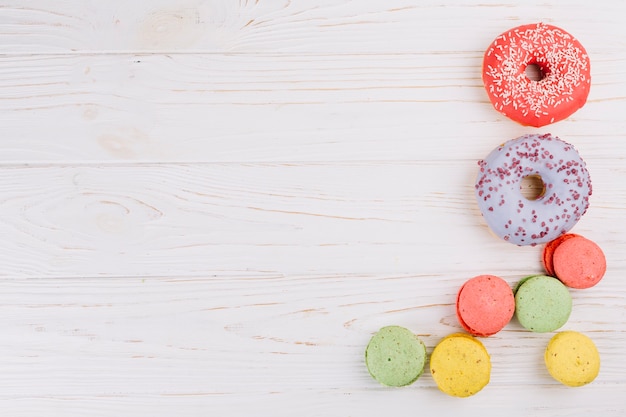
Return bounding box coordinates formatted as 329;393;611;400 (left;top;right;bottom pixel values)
475;133;592;245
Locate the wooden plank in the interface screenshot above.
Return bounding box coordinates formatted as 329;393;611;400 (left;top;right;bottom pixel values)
3;387;625;416
0;275;623;414
0;161;621;278
1;53;625;163
1;2;624;414
0;0;620;54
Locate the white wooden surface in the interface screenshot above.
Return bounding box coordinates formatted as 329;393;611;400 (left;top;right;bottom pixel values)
1;1;625;415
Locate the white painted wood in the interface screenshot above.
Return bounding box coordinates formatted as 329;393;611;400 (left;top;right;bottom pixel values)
0;276;623;415
0;1;625;416
0;161;622;278
0;52;624;163
0;0;623;54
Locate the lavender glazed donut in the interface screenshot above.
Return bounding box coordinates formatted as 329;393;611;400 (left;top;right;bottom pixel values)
475;133;592;246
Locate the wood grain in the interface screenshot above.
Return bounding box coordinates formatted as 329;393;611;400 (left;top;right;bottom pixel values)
1;1;626;415
0;275;623;414
0;162;623;279
0;53;625;163
0;0;621;54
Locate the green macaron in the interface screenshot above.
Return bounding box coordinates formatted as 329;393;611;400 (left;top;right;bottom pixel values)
365;325;427;387
514;275;572;332
513;274;544;293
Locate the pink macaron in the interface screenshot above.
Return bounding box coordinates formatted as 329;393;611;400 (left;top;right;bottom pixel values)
542;233;581;277
456;275;515;337
552;235;606;289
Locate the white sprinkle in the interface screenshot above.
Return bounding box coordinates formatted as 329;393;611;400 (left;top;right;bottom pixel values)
484;23;590;124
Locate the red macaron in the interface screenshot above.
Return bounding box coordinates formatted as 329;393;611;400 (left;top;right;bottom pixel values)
456;275;515;337
542;233;581;277
552;236;606;289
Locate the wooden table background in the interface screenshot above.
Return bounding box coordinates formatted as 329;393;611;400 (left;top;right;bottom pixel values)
1;1;625;415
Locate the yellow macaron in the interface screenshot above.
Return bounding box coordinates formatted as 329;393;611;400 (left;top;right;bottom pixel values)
544;331;600;387
430;333;491;397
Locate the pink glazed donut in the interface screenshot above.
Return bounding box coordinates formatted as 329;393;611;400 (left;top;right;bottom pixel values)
475;133;592;246
482;23;591;127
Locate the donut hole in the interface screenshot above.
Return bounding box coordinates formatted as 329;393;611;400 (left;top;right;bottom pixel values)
525;63;546;81
521;174;546;200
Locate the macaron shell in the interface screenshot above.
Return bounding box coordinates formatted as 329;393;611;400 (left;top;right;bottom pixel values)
542;233;581;276
365;326;427;387
455;283;474;334
513;274;543;294
456;275;515;337
553;236;606;289
515;275;572;333
430;333;491;397
545;331;600;387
